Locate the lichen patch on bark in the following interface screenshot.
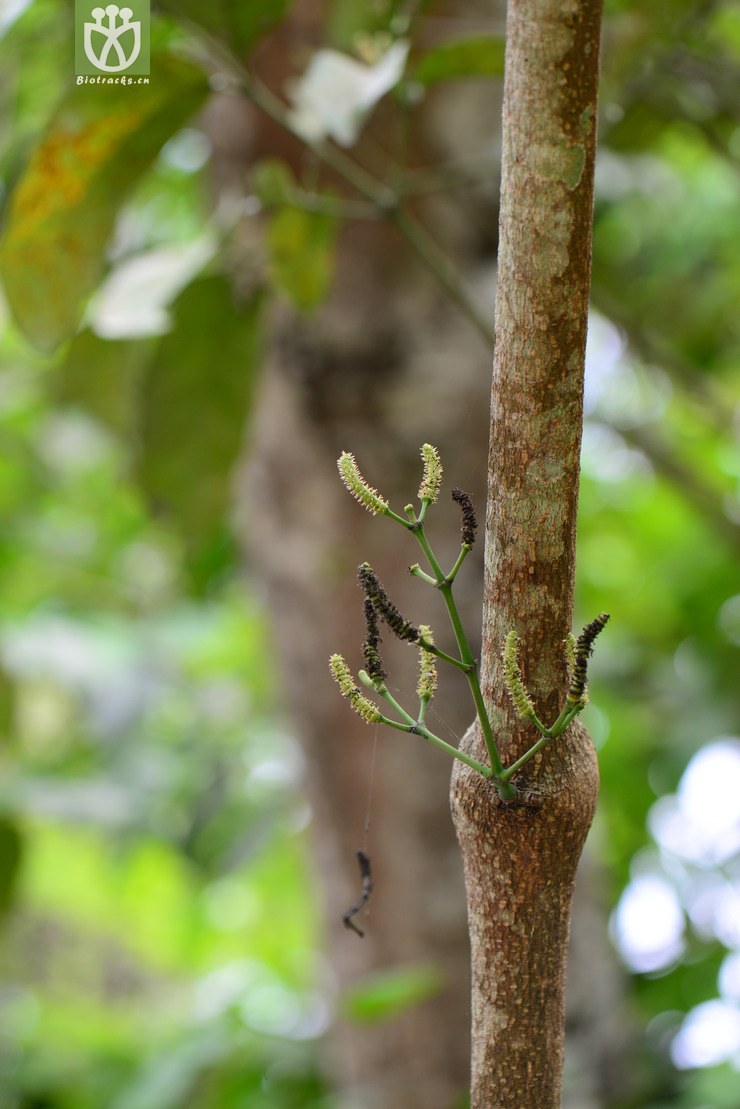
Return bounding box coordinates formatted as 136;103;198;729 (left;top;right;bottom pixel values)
532;141;586;190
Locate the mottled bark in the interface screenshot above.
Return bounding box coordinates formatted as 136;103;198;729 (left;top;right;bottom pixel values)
451;1;605;1106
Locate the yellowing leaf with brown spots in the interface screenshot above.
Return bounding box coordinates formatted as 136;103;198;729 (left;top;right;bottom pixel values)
0;55;208;352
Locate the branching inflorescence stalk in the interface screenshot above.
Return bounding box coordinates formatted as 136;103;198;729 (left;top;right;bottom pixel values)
330;445;609;801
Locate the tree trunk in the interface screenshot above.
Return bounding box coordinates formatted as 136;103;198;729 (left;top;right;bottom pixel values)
451;1;604;1106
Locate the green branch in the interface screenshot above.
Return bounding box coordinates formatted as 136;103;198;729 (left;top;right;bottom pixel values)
410;517;505;779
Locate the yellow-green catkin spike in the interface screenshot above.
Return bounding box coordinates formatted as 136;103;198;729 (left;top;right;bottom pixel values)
337;452;389;516
329;654;382;724
565;632;577;678
502;631;536;720
417;625;438;701
418;443;443;503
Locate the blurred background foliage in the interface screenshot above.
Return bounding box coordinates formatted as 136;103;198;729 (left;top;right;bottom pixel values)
0;0;738;1106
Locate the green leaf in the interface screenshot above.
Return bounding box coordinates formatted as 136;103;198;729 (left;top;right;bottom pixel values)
161;0;294;55
0;54;208;352
252;158;295;207
267;206;338;312
342;964;443;1024
326;0;408;50
56;329;151;435
0;0;34;38
677;1063;740;1109
0;0;73;184
413;36;505;86
0;816;23;920
137;275;264;587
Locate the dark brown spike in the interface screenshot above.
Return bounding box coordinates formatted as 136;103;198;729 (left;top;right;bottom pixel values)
451;488;478;548
568;613;610;701
358;563;420;644
362;598;386;682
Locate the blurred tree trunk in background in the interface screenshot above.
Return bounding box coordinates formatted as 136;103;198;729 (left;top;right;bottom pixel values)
240;201;491;1108
206;3;629;1104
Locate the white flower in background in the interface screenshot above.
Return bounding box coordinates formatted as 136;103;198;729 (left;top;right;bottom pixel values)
610;738;740;1072
611;872;685;973
288;40;409;147
720;952;740;1002
87;236;216;339
649;738;740;867
671;999;740;1069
